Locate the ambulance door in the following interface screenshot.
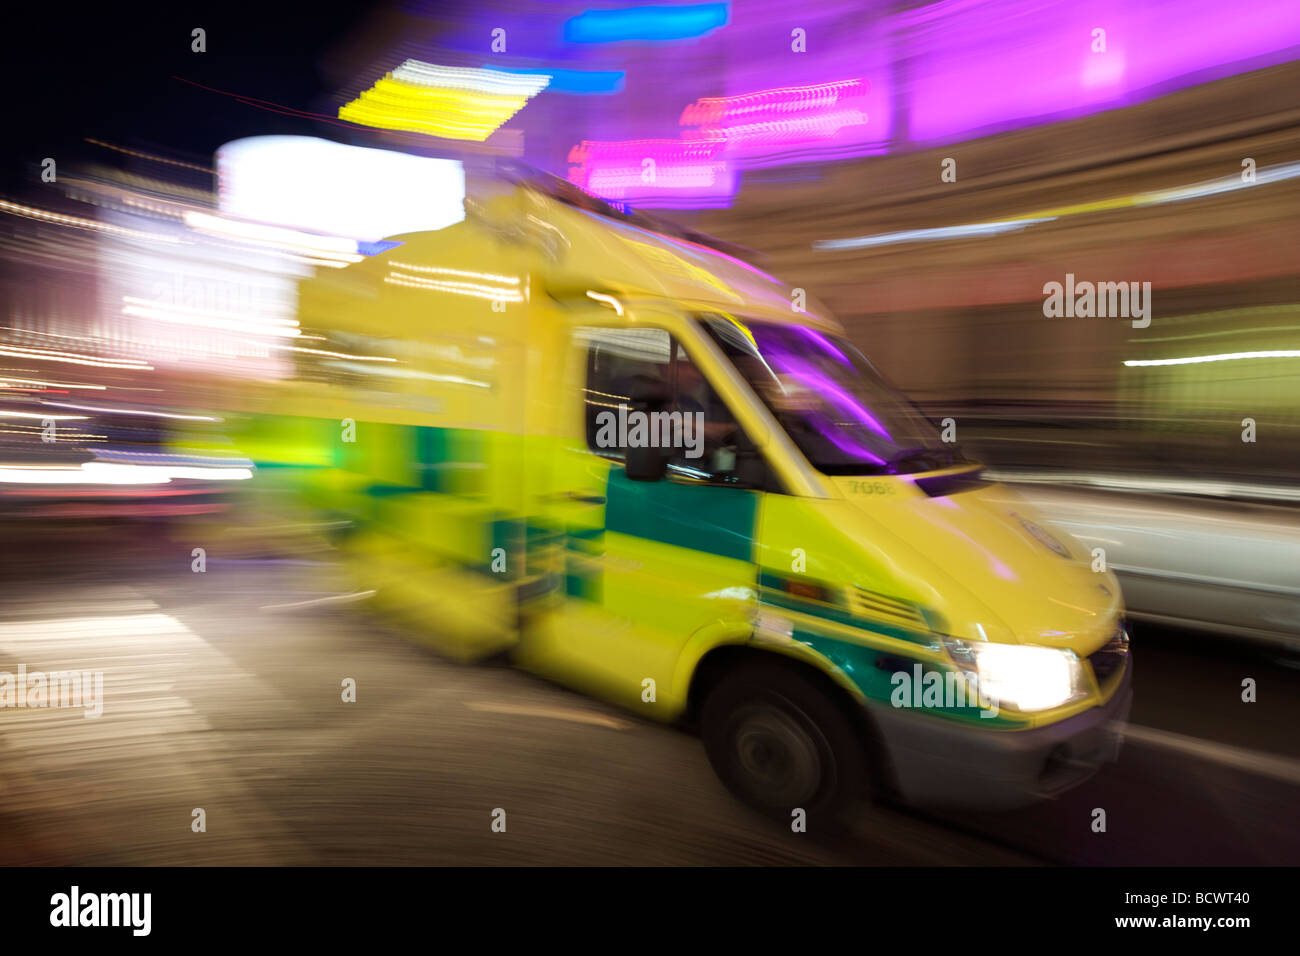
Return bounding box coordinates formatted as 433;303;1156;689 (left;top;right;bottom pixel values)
534;318;766;714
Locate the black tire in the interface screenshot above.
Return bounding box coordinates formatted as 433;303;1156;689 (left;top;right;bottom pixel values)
701;658;869;824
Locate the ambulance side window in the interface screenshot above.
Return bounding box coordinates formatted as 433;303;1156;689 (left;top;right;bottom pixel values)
580;327;674;459
579;327;759;486
665;343;755;484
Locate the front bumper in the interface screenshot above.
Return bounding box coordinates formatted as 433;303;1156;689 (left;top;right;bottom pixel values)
869;661;1133;810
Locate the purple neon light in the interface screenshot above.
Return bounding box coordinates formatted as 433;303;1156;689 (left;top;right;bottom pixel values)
542;0;1299;195
567;77;877;205
787;324;852;366
681;80;866;126
684;110;868;149
567;138;736;204
902;0;1300;144
680;79;870;153
568;138;721;163
768;351;893;442
806;411;887;466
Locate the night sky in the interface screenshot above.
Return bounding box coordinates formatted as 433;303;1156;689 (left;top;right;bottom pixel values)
2;0;386;192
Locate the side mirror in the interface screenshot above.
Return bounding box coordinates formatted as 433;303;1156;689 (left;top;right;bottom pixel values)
625;444;669;482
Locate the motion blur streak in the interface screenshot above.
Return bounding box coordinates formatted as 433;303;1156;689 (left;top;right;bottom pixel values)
1123;350;1300;367
340;62;550;140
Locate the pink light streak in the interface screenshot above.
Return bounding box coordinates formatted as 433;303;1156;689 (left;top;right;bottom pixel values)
568;78;872;206
681;79;870;150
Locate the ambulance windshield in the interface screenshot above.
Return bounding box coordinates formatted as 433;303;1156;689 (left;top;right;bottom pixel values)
701;314;962;476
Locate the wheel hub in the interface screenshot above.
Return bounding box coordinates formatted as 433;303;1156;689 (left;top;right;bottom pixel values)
733;705;824;807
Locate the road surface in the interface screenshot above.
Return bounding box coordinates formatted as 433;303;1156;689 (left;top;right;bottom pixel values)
1;523;1296;866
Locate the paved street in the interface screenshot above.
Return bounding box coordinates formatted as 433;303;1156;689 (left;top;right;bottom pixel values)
1;525;1297;866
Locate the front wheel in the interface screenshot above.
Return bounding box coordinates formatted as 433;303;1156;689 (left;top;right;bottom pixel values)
701;660;869;823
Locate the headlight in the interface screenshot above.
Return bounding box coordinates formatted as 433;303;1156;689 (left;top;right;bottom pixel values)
946;639;1086;712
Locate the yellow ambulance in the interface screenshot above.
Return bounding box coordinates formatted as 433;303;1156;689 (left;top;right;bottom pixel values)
229;166;1132;820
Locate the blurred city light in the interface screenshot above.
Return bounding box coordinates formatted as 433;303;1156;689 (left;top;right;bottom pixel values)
339;61;550;140
563;3;730;44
